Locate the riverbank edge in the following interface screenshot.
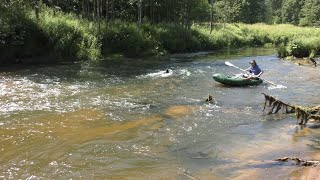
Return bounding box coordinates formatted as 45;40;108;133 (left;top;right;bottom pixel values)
2;6;320;65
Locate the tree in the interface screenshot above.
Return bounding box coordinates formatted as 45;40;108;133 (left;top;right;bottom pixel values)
265;0;283;24
240;0;268;23
300;0;320;26
281;0;305;25
214;0;242;24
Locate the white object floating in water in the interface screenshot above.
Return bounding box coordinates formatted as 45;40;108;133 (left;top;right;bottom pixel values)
268;84;287;90
137;69;173;79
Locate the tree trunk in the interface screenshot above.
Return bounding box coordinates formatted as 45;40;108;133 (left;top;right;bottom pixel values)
138;0;142;26
187;5;191;30
152;1;155;23
210;2;214;34
52;0;56;15
110;0;114;20
82;0;85;17
35;0;41;19
223;0;226;28
100;0;103;25
166;0;169;22
106;0;109;22
173;0;177;26
93;0;96;19
86;0;90;18
97;0;101;33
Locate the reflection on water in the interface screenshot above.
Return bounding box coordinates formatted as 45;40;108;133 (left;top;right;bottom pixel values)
1;48;320;179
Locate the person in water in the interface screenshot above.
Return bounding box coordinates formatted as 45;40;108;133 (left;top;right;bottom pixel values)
246;60;263;79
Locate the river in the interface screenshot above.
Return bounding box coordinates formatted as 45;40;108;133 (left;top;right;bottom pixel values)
1;48;320;179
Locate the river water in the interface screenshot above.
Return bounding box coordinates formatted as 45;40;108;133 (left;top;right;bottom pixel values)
1;48;320;179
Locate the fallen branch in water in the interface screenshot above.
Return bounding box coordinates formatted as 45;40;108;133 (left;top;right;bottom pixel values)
275;157;320;166
262;93;320;125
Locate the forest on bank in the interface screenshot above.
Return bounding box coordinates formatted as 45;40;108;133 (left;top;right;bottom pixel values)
1;0;320;64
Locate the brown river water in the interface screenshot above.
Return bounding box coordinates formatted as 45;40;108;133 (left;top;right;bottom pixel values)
1;48;320;179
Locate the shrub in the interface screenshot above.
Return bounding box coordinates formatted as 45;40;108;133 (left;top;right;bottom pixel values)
0;6;48;63
102;22;157;57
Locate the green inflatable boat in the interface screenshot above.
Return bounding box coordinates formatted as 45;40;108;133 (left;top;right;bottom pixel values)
213;73;263;86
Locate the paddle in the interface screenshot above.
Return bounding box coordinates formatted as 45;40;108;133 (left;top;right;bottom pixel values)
225;61;287;88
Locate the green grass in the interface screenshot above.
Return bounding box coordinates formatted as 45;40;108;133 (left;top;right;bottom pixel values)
34;7;102;61
2;5;320;64
0;5;102;63
192;23;320;58
235;23;320;58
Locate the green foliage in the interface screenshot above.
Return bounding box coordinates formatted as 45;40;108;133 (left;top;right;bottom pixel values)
102;22;205;56
276;43;288;57
102;22;158;57
240;0;268;23
299;0;320;26
0;3;102;63
281;0;305;25
2;0;320;64
0;4;48;63
244;24;320;58
146;23;204;53
37;7;102;60
214;0;242;23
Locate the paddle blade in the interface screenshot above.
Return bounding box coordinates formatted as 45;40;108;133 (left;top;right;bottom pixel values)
225;61;235;67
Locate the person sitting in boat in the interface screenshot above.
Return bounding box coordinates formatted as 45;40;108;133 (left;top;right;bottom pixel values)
246;60;263;79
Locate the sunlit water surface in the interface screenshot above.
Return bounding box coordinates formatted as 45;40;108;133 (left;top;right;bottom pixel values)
1;48;320;179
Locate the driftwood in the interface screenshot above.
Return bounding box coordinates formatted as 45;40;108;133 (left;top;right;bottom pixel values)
275;157;320;167
303;57;317;67
309;58;317;67
262;93;320;125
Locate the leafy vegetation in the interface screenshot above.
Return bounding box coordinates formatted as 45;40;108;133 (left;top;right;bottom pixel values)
0;5;47;63
1;0;320;64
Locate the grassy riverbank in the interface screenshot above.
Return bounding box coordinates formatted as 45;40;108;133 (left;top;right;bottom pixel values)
1;6;320;64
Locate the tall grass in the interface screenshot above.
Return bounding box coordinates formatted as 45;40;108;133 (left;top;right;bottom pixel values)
102;22;159;57
34;6;102;61
0;5;102;63
2;5;320;64
236;24;320;57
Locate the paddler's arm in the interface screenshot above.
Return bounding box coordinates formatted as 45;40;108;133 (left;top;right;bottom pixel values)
247;70;263;79
256;70;263;77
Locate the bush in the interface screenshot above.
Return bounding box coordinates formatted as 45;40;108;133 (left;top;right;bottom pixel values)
0;6;48;63
102;22;158;57
37;7;102;61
